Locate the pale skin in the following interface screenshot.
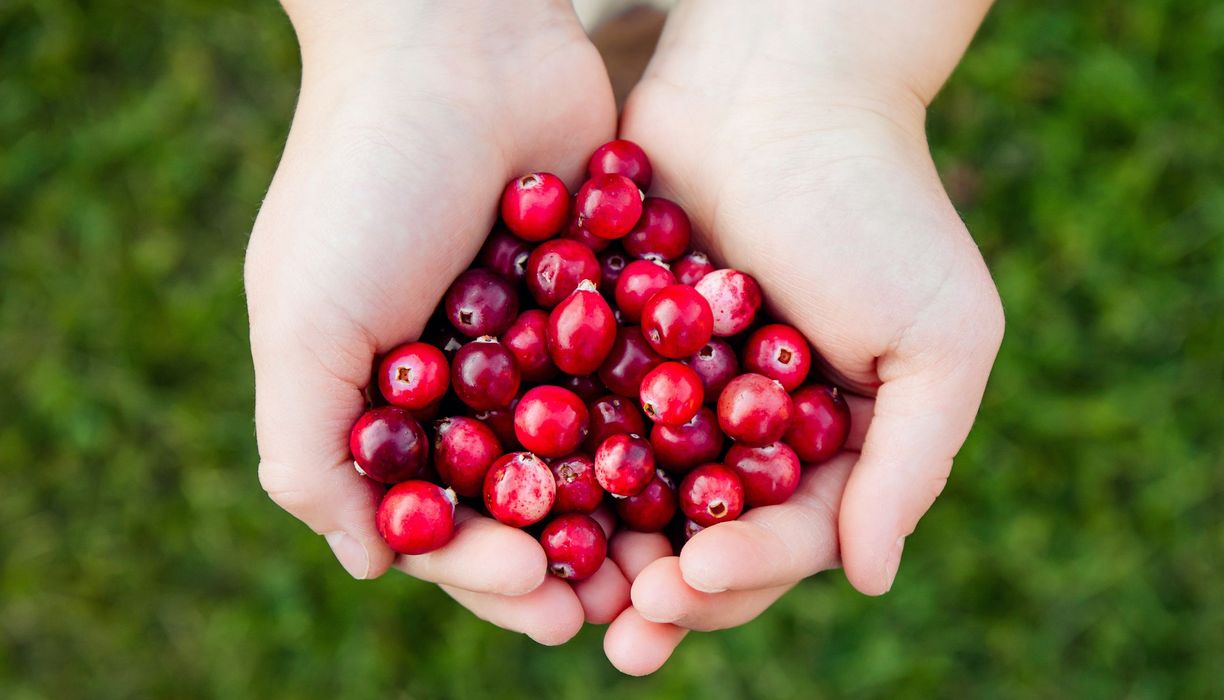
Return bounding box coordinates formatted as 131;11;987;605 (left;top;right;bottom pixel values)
247;0;1003;675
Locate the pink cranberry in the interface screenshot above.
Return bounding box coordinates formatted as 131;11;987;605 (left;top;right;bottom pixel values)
679;463;745;527
639;361;704;426
500;172;569;241
469;399;520;451
550;453;605;514
623;198;690;262
587;139;652;191
526;239;601;308
377;342;449;410
575;173;643;240
585;394;648;453
615;470;677;532
514;385;590;458
478;226;533;284
641;284;714;358
561;214;612;253
445;268;519;338
694;268;763;337
785;385;851;464
599;250;628;296
744;323;812;391
650;407;724;472
483;452;557;527
673;251;715;286
594;433;655;497
559;373;607;404
349;406;429;484
615;259;676;323
376;480;457;554
433;416;502;497
685;339;740;400
501;309;556;383
451;337;521;411
717;373;794;446
597;326;665;397
725;442;801;506
540;513;608;581
547;280;617;376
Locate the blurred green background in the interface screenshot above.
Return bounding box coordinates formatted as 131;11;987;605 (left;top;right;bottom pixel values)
2;1;1221;697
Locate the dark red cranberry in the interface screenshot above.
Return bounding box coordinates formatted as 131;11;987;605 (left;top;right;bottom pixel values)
483;452;556;527
550;453;604;514
585;394;648;453
694;269;762;337
623;198;690;262
561;214;612;253
469;399;520;451
639;361;704;427
725;442;801;506
594;433;655;497
673;251;715;286
679;464;745;527
684;518;706;541
650;407;724;472
408;402;442;423
559;373;607;404
597;326;664;397
575;173;643;240
641;284;714;359
615;260;676;323
615;470;677;532
376;480;457;554
451;337;521;411
525;239;601;308
547;280;617;376
717;373;794;446
685;339;740;400
433;416;502;498
349;406;429;484
378;342;450;410
540;513;608;581
514;385;590;458
478;226;533;284
500;172;570;241
445;268;519;338
744;324;812;391
587;139;652;190
501;309;556;383
785;385;851;464
599;252;628;302
421;319;466;359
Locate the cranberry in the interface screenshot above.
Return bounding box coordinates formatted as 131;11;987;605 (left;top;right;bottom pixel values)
650;407;724;472
376;480;457;554
684;518;706;541
725;442;801;506
673;251;715;286
785;385;851;464
717;373;794;446
587;139;652;190
500;172;570;241
615;260;676;323
547;280;617;376
540;513;607;581
685;339;740;400
349;406;429;484
639;361;704;426
598;326;664;397
550;453;604;514
615;470;677;532
679;463;745;527
451;337;521;411
408;402;442;423
641;284;714;358
483;452;556;527
526;239;601;308
694;268;763;337
445;268;519;338
561;214;612;253
744;324;812;391
377;342;449;410
599;250;628;296
623;198;691;262
478;226;533;284
469;400;520;451
514;385;590;458
585;394;648;453
559;373;607;404
501;309;556;383
421;318;466;359
594;433;655;497
433;416;502;498
575;173;643;239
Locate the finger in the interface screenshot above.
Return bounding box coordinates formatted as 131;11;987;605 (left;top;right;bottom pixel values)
632;557;794;631
393;506;546;595
843;392;874;452
603;607;687;677
441;576;585;646
678;453;854;592
609;530;674;582
571;558;632;624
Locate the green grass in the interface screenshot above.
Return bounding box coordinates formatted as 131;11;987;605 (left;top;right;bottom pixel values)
1;1;1221;697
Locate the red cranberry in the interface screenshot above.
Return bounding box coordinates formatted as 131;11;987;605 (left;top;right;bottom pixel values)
623;198;690;262
725;442;801;506
377;342;449;410
445;268;519;338
547;280;616;376
501;309;556;383
575;173;643;239
694;268;763;337
559;373;607;404
641;284;714;359
650;407;724;472
478;226;533;284
550;453;604;514
585;394;648;453
744;324;812;391
717;373;794;446
500;172;569;241
561;214;612;253
673;251;715;286
615;259;676;323
615;470;677;532
685;339;740;400
679;463;745;527
349;406;429;484
598;326;664;398
514;385;590;458
483;452;556;527
376;480;457;554
785;385;851;464
540;513;607;581
469;400;520;451
433;416;502;498
639;361;704;426
594;433;655;497
587;139;652;190
526;239;601;308
451;337;521;411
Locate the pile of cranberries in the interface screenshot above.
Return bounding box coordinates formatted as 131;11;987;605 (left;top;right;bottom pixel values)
349;140;850;582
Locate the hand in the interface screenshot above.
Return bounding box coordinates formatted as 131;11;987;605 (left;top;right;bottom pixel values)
246;1;627;644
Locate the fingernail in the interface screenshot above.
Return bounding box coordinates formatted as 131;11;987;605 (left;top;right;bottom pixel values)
884;537;905;592
325;531;370;580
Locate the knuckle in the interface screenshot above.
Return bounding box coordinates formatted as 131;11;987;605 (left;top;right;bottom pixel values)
258;460;321;525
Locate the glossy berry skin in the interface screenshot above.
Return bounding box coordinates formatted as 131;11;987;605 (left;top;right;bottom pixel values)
694;268;763;337
594;433;655;497
376;481;457;555
623;198;691;262
561;215;612;253
540;513;607;581
483;452;557;527
785;385;851;463
641;284;714;358
673;251;715;286
679;463;745;527
615;260;676;323
650;407;724;472
445;268;519;338
434;416;502;497
725;442;801;506
615;470;677;532
685;339;740;400
514;385;590;458
744;324;812;391
469;400;520;451
547;280;617;376
501;309;556;383
349;406;430;484
451;338;521;411
599;252;627;299
587;139;652;190
598;326;664;397
717;373;794;446
500;172;570;241
575;173;643;240
585;394;648;453
478;226;533;284
550;453;604;514
377;342;450;410
526;239;601;308
639;361;704;426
